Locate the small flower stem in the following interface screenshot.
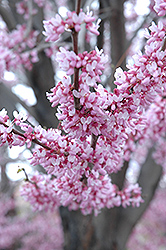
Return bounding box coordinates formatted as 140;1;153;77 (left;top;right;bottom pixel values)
72;0;82;110
23;0;33;39
76;0;82;15
22;168;38;188
73;32;81;109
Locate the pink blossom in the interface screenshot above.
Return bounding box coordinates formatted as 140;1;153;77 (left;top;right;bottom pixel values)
0;108;9;123
43;8;100;44
154;0;166;16
84;7;96;23
85;18;101;36
0;193;63;250
21;172;60;211
43;14;65;42
65;11;85;32
16;1;38;19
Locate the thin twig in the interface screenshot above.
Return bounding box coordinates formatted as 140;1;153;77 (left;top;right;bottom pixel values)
76;0;82;15
19;41;51;56
72;0;82;110
0;121;60;153
22;168;38;188
23;0;33;39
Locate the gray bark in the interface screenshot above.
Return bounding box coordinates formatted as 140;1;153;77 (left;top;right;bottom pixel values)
97;0;127;89
109;0;127;70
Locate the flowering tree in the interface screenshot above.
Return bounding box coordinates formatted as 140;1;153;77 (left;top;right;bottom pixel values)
0;0;166;249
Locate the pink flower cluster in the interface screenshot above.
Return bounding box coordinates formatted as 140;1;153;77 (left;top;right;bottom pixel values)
0;23;40;78
0;108;144;215
47;75;145;143
154;0;166;16
47;20;166;152
16;0;46;19
43;9;100;42
122;20;166;161
131;94;166;171
56;47;108;83
20;171;143;216
0;193;63;250
0;109;25;148
21;173;60;211
119;183;143;208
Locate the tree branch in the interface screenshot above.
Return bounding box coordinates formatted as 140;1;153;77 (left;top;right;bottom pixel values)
115;147;162;249
0;4;16;30
72;0;82;110
75;0;82;15
23;0;33;39
0;121;58;152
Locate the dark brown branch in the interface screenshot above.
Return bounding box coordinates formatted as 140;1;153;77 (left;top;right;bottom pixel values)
0;121;58;152
72;0;82;110
21;168;38;188
75;0;82;15
72;32;80;108
91;134;99;150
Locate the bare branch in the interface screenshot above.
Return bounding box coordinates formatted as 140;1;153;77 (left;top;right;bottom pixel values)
0;4;16;30
115;148;162;249
21;167;39;188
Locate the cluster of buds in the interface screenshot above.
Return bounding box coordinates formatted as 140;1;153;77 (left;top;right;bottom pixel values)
43;7;100;43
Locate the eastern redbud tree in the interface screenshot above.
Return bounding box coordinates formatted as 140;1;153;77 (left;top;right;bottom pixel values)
0;0;166;249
